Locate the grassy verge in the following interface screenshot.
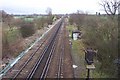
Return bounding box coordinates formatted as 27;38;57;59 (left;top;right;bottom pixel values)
72;39;86;78
67;25;86;78
66;25;77;37
66;25;111;78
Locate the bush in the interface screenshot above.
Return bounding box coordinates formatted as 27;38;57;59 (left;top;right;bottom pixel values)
2;29;10;58
20;22;35;38
46;15;53;25
69;15;118;77
69;13;85;30
34;17;45;29
82;16;118;77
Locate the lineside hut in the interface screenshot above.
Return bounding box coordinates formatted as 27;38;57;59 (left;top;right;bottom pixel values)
72;30;81;40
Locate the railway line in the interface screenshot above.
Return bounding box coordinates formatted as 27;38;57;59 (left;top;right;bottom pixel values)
46;20;74;78
2;17;74;79
26;19;63;79
45;21;65;78
57;24;64;78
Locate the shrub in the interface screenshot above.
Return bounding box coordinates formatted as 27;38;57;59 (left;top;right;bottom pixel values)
69;13;85;30
46;15;53;25
20;22;35;38
69;15;118;77
34;18;45;29
2;29;10;58
82;16;118;77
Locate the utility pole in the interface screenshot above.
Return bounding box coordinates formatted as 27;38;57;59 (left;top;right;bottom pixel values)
86;64;95;80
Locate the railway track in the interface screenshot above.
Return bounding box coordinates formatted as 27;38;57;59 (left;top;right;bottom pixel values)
45;20;66;78
2;18;63;79
6;24;56;78
8;18;63;79
45;20;74;78
12;36;51;79
26;18;63;79
57;23;65;78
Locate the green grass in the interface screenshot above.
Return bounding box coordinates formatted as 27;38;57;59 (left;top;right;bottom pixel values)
67;25;86;78
66;25;77;37
72;40;86;78
7;28;21;43
72;40;85;58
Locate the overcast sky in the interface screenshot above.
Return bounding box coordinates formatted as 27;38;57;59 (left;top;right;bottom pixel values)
0;0;105;14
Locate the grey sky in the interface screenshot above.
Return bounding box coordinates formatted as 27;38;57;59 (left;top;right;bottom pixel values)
0;0;105;14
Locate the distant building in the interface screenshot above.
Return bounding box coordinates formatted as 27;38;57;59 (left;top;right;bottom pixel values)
72;30;81;40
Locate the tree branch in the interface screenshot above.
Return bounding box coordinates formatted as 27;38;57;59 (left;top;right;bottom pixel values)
100;0;119;16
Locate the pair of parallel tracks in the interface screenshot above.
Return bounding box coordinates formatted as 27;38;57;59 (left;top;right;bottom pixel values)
56;22;65;78
11;18;64;79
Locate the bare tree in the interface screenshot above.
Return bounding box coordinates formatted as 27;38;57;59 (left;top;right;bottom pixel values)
46;7;52;15
69;11;85;30
1;10;14;30
45;7;53;25
100;0;120;15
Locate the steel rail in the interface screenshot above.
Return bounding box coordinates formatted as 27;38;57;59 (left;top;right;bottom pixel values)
12;19;63;79
57;22;65;78
40;21;63;79
12;20;58;79
26;32;57;79
26;19;63;79
0;19;59;77
12;40;45;79
40;38;57;79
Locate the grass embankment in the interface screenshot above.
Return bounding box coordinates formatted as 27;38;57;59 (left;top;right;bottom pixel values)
67;25;86;78
2;27;24;57
72;40;86;78
66;25;110;78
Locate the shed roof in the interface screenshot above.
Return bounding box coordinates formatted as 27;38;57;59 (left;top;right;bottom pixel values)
72;30;80;33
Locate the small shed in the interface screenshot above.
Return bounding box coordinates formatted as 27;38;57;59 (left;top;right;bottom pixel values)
72;30;81;40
